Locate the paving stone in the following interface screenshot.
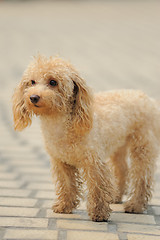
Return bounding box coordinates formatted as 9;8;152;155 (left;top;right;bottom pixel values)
111;204;124;212
0;165;8;171
150;199;160;206
10;160;47;166
35;190;56;199
77;201;86;211
0;197;37;207
0;173;17;180
110;213;156;224
118;223;160;235
27;182;54;190
152;206;160;215
57;219;108;231
152;192;160;198
67;231;119;240
41;200;53;208
0;189;31;197
4;229;58;240
127;234;160;240
0;180;23;188
0;207;39;217
15;167;50;174
22;175;52;182
47;209;88;220
0;217;48;228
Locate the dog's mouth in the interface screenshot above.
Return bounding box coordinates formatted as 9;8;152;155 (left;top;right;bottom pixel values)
34;104;41;108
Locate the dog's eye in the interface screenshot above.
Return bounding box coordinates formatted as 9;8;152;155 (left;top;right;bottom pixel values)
31;80;36;85
49;80;57;87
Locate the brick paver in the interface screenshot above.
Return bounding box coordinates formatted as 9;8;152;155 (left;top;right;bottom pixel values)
127;235;160;240
0;0;160;240
4;229;58;240
67;231;119;240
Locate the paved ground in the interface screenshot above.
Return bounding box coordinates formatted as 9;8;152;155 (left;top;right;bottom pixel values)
0;0;160;239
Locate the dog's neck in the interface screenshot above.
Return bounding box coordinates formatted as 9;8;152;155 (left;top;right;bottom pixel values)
40;112;68;128
39;113;77;141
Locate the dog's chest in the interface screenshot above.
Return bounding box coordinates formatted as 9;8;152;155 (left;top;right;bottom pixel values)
40;117;85;166
45;133;85;166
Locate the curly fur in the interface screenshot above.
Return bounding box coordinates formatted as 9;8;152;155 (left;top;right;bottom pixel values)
12;55;160;221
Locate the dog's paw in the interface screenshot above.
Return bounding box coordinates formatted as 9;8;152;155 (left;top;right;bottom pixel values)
90;213;110;222
124;200;144;214
88;206;111;222
52;203;72;214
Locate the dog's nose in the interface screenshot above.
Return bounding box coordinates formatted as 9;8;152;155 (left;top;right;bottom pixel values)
30;95;40;104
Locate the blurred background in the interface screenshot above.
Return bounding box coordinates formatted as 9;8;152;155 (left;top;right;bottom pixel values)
0;1;160;234
0;0;159;173
1;0;160;96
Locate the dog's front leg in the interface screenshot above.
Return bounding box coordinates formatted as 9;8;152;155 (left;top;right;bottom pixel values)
52;161;82;214
83;156;116;222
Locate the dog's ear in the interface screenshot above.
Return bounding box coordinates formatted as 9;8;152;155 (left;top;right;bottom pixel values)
72;74;93;135
12;79;32;131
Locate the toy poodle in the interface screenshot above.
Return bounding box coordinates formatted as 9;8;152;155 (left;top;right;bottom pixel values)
12;55;160;221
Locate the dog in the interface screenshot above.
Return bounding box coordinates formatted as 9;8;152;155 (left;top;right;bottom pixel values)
12;55;160;221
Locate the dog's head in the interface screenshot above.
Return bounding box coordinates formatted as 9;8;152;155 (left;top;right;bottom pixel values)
12;55;93;135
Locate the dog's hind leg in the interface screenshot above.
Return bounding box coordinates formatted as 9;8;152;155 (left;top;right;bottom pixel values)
52;161;82;214
111;143;129;203
124;129;158;213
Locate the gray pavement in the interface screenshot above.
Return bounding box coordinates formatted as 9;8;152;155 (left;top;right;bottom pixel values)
0;0;160;239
